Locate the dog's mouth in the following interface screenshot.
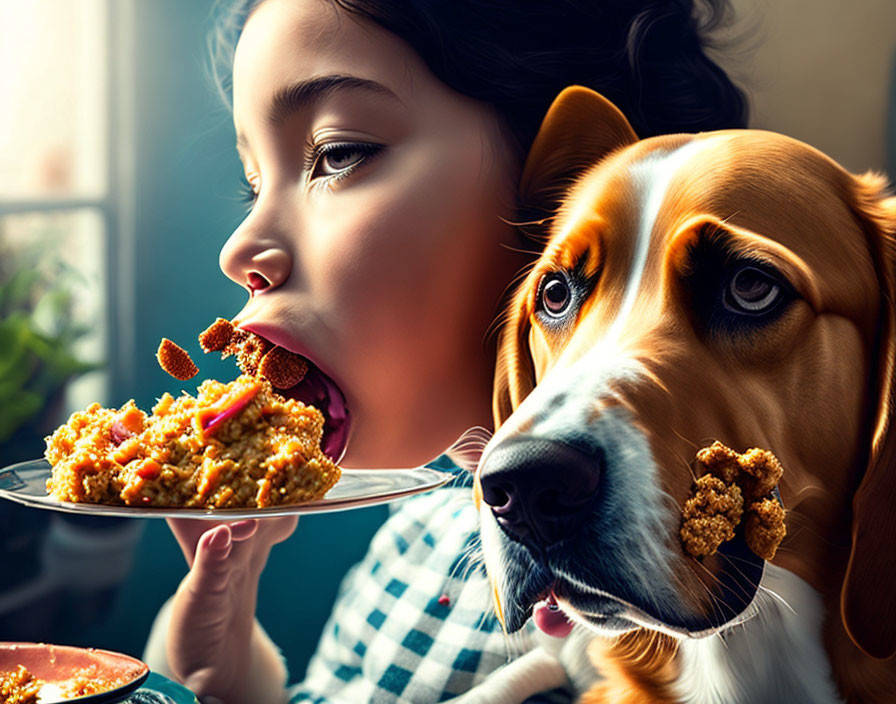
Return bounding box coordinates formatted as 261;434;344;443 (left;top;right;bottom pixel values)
517;577;637;637
505;530;765;639
532;587;575;638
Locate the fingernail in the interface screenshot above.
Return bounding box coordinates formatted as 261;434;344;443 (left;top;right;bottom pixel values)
208;526;230;550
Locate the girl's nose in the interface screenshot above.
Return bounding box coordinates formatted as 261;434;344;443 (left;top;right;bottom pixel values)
219;218;292;295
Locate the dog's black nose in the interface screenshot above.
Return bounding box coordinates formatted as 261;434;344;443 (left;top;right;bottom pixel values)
479;437;601;552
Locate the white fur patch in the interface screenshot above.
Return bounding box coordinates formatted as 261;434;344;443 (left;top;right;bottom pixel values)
608;140;710;341
674;564;841;703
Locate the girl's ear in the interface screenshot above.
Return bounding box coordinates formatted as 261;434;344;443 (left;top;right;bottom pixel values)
520;86;639;216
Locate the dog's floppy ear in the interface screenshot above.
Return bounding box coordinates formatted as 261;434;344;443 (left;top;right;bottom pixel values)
519;85;638;217
841;172;896;659
493;87;638;428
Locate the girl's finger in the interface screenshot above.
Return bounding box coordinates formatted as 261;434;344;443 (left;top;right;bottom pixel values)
189;525;234;593
168;517;227;565
228;519;259;542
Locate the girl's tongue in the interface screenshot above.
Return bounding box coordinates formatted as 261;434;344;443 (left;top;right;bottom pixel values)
533;593;574;638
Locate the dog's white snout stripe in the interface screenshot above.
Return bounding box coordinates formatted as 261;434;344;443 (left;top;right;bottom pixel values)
608;139;712;342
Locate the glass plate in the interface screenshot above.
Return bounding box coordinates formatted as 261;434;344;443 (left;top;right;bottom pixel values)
0;642;149;704
0;459;454;520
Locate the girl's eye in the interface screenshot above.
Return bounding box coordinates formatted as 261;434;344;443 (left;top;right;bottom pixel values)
310;142;383;180
723;265;782;315
539;273;572;317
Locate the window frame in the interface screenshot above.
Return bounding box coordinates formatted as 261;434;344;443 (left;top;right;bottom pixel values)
0;0;137;405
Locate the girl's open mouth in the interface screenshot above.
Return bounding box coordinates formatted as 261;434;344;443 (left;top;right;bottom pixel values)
234;322;351;463
278;359;350;463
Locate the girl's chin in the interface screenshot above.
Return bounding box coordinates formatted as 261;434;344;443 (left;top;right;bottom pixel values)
338;432;450;471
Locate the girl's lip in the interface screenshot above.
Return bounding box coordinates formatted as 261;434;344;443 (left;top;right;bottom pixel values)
236;320;351;463
236;319;346;390
236;320;320;369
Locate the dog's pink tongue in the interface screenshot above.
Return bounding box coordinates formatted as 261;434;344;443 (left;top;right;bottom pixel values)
533;594;573;638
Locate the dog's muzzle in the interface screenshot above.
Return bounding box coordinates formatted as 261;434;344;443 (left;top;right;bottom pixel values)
479;437;601;556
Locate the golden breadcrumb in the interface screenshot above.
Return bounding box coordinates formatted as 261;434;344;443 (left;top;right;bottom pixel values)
694;441;740;484
156;338;198;380
222;328;273;377
680;475;744;558
198;317;235;352
744;497;787;560
0;665;40;704
737;447;784;498
202;318;310;389
258;346;308;388
681;441;786;560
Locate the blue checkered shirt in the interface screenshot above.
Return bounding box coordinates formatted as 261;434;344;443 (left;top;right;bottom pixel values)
288;468;571;703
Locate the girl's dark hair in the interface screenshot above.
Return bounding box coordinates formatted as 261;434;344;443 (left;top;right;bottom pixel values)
210;0;748;154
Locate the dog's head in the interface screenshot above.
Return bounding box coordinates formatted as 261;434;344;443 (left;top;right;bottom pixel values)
477;87;896;657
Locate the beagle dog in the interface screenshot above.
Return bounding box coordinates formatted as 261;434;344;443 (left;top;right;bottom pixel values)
470;87;896;703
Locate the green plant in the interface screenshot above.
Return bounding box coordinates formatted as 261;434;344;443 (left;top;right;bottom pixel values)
0;238;101;444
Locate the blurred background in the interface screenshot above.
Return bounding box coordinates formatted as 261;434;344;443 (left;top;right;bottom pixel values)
0;0;894;684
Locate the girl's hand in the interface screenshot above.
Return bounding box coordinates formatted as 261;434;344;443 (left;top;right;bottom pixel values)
164;516;298;703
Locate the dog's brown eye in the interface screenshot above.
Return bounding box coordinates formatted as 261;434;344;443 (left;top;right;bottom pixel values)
725;266;781;314
541;274;571;316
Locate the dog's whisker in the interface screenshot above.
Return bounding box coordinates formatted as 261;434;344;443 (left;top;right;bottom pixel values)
756;584;796;615
713;555;764;605
713;629;731;652
498;214;552;229
687;559;739;624
497;241;545;256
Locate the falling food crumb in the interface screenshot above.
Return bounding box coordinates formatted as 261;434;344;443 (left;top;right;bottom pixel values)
157;338;198;380
438;594;451;606
202;317;311;389
198;317;235;352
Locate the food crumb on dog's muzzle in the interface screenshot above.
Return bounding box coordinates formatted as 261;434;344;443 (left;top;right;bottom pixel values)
680;441;786;561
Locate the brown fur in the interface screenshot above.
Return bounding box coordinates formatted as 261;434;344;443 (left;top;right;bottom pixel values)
580;631;679;704
486;87;896;702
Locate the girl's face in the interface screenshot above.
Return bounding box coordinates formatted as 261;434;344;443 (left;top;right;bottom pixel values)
222;0;525;468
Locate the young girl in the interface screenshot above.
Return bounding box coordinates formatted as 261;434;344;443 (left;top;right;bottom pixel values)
144;1;747;701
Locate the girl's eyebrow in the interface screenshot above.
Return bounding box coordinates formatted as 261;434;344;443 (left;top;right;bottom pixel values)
236;74;402;152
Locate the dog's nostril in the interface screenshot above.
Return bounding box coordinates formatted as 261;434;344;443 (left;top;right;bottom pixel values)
479;437;601;551
483;484;513;513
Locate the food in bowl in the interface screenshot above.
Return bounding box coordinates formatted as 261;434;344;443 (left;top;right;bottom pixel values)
0;664;40;704
0;642;149;704
0;662;136;703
